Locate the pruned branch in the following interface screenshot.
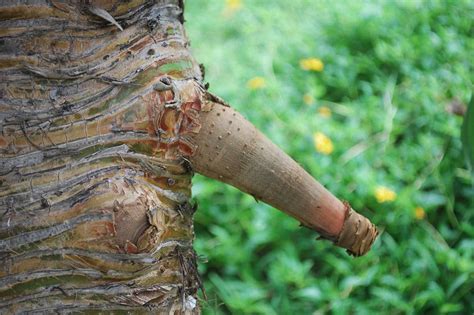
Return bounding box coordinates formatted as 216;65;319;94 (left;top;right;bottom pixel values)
186;99;379;256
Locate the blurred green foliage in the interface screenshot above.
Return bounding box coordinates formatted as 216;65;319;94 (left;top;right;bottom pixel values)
185;1;474;314
462;96;474;174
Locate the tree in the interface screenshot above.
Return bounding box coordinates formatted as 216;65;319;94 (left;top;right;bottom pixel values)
0;1;377;313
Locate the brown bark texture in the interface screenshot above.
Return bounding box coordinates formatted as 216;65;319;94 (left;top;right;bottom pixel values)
0;1;202;313
0;0;378;313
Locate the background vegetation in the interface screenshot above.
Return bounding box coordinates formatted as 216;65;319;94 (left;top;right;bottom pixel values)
185;1;473;314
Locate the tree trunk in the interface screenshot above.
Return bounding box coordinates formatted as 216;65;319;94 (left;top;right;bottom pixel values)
1;1;202;313
0;1;378;313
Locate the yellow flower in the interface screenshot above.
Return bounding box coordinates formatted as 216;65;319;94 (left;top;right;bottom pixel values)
414;207;425;220
313;132;334;155
247;76;266;90
300;58;324;72
374;186;397;203
224;0;242;15
318;106;332;118
303;93;314;105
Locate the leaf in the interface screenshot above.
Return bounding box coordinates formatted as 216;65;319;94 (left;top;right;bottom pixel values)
440;303;463;313
446;273;468;297
88;6;123;31
461;94;474;174
292;287;322;300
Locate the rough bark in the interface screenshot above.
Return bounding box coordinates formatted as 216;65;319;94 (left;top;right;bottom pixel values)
1;1;202;313
0;1;378;313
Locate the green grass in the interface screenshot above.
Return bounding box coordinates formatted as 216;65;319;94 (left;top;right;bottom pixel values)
185;1;474;314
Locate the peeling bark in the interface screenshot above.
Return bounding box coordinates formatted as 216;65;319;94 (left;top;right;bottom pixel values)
0;0;378;313
1;1;201;313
